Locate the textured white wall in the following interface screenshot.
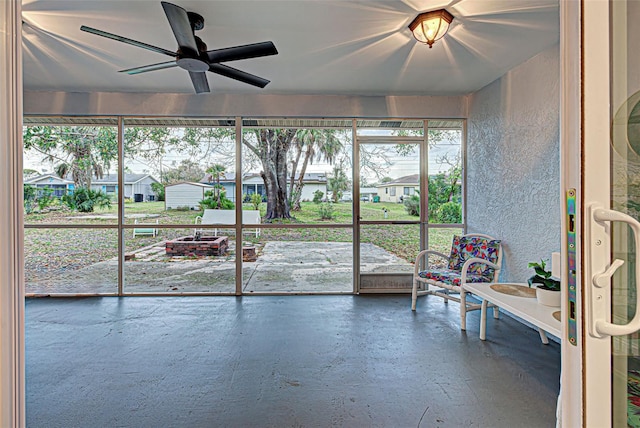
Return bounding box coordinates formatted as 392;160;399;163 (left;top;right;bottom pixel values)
467;44;560;283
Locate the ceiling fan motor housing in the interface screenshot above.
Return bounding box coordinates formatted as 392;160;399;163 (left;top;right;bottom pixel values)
187;11;204;31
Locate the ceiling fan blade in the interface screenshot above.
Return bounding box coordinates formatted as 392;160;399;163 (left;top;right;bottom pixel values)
208;63;270;88
189;71;210;94
161;1;199;55
119;60;178;75
206;41;278;63
80;25;176;57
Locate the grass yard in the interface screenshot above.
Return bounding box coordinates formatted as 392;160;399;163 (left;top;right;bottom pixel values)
24;200;461;283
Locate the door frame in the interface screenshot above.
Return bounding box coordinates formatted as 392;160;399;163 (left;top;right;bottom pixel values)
560;0;623;426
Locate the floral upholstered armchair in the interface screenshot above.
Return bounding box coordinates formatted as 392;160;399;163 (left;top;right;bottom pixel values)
411;233;503;330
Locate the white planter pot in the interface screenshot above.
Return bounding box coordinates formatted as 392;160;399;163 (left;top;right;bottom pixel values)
535;285;561;307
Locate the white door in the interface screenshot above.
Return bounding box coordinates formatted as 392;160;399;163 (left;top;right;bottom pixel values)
563;1;640;426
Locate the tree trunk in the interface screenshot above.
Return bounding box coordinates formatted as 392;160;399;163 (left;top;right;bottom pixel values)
291;148;313;211
256;129;296;220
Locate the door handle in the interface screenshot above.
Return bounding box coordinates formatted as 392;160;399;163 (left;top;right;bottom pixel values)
589;207;640;337
592;259;624;288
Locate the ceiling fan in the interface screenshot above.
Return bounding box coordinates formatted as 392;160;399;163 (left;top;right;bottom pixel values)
80;1;278;94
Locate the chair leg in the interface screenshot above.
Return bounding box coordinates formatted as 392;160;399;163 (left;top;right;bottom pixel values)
493;305;500;319
480;299;488;340
411;279;418;311
460;289;467;330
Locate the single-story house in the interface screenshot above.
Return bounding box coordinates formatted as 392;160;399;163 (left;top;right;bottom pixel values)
296;173;327;201
165;182;214;210
23;173;74;197
376;174;419;203
242;172;327;201
201;172;327;202
359;187;378;202
199;172;237;202
24;173;159;202
93;173;159;202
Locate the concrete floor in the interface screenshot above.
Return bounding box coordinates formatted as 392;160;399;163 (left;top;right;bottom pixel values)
26;295;560;427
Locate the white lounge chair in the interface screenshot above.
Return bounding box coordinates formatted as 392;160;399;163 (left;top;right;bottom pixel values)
194;209;261;238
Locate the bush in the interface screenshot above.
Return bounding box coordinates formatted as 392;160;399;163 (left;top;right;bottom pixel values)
403;194;420;217
436;201;462;223
24;185;37;214
37;187;56;211
249;193;262;210
151;182;165;201
62;187;111;213
199;188;234;210
318;203;334;220
312;190;324;204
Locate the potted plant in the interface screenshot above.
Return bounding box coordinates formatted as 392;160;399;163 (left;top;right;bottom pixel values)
528;259;561;307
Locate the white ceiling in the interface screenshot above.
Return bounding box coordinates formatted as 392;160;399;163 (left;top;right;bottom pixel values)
21;0;559;97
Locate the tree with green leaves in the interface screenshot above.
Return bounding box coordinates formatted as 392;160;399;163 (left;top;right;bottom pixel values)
162;159;205;184
150;182;165;201
243;129;297;219
23;126;117;189
288;129;343;211
23;126;180;188
427;164;462;222
327;164;350;203
205;164;227;209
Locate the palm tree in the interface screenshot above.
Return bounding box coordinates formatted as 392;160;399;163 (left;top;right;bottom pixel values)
206;164;226;209
327;163;350;203
289;129;344;210
22;126;113;189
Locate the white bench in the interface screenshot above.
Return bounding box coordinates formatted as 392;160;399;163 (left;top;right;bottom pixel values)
194;209;261;238
462;282;561;344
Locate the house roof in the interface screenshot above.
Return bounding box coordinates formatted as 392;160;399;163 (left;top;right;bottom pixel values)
24;173;159;185
94;173;159;184
378;174;419;186
199;172;236;183
24;173;72;185
165;182;212;189
200;172;327;184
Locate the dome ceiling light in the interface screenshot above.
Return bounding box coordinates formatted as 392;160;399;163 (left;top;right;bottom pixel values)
408;9;454;48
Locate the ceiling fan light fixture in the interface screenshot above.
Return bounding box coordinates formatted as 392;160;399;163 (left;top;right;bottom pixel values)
409;9;454;48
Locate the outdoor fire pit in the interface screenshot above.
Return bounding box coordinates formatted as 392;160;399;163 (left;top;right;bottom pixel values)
165;236;228;257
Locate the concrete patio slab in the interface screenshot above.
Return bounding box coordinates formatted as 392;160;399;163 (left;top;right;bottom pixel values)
26;241;413;295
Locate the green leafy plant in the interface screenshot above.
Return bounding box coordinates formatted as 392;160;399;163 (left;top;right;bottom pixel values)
249;193;262;210
318;202;335;220
37;187;56;211
312;190;324;204
437;201;462;223
403;193;420;216
151;182;165;201
24;184;37;214
527;259;561;291
199;188;234;210
61;187;111;213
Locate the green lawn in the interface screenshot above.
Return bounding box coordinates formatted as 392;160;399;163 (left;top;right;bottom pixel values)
24;200;461;281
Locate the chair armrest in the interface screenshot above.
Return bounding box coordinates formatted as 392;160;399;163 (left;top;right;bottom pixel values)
194;216;202;225
460;257;500;283
413;250;449;276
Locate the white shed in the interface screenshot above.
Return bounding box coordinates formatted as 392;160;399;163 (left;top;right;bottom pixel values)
165;182;213;210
